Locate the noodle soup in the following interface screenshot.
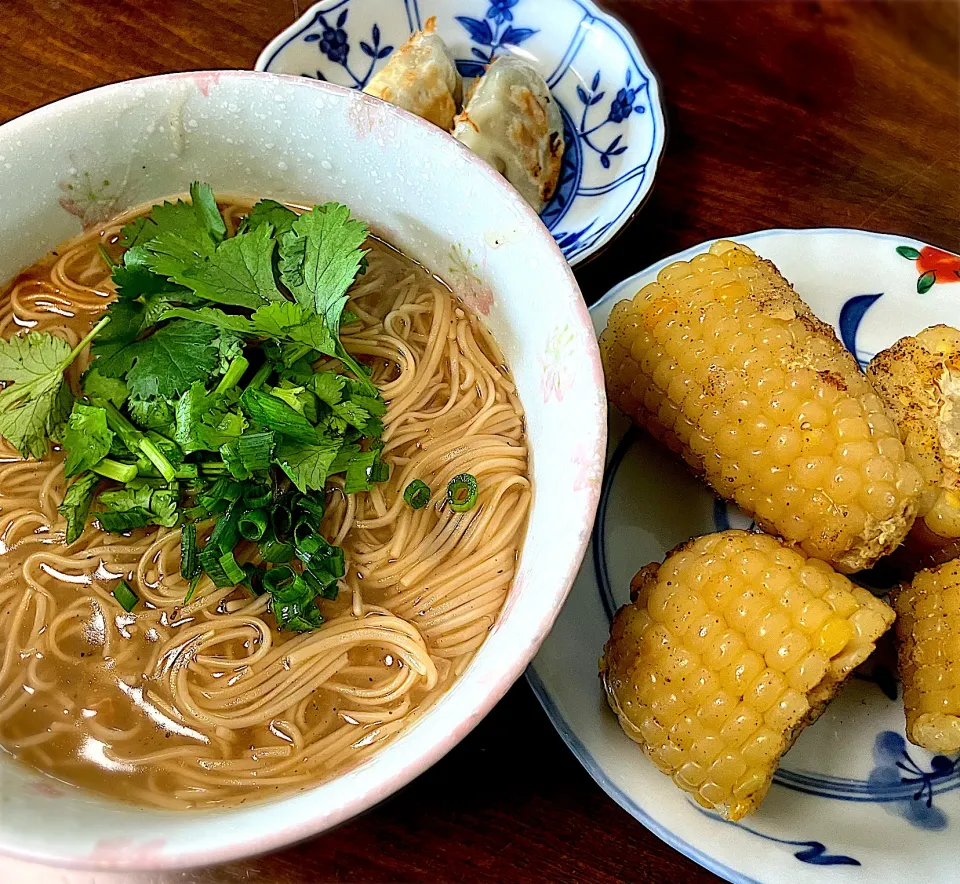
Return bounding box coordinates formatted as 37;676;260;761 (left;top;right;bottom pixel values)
0;196;529;809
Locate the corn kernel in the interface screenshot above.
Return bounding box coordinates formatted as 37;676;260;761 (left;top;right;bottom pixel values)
894;560;960;752
600;240;920;572
601;530;894;820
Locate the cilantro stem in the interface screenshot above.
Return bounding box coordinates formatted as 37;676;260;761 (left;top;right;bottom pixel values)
214;355;250;396
101;402;177;482
92;458;138;483
97;244;117;270
61;316;111;372
140;438;178;483
247;362;273;391
335;342;377;396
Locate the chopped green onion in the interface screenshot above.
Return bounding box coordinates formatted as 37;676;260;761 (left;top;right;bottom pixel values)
344;448;389;494
112;579;139;612
302;567;340;601
293;518;316;547
198;477;242;513
218;550;246;585
97;508;153;532
242;563;264;596
259;531;295;564
180;523;200;580
238;508;269;542
219;440;251;480
243;483;273;509
236;431;275;473
403;480;431;510
199;543;234;587
262;564;296;595
446;473;478;513
271;500;294;536
208;499;241;552
92;458;138;483
295;494;325;526
183;572;202;604
183;503;211;522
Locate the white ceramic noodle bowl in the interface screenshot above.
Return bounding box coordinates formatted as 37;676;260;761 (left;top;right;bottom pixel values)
0;71;606;870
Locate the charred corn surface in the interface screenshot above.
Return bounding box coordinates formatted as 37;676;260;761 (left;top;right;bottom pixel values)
600;530;895;820
599;240;922;573
867;326;960;546
894;559;960;752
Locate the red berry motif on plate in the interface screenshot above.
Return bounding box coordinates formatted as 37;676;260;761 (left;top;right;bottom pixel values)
897;244;960;293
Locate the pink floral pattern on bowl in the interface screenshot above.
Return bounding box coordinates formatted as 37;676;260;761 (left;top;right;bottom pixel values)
540;324;576;402
447;243;494;315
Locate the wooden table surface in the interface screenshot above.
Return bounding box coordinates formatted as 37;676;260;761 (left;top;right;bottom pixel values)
1;1;958;882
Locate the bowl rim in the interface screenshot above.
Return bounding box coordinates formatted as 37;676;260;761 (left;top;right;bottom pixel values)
0;69;606;871
254;0;668;268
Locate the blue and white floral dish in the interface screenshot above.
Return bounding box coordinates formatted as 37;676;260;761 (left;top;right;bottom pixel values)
528;229;960;883
256;0;666;266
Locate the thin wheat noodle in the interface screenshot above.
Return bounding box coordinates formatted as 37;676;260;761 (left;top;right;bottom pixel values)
0;197;529;809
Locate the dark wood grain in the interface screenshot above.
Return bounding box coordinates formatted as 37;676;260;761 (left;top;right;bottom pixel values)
0;2;957;883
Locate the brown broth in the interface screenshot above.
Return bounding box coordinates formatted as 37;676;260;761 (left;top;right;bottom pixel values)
0;200;529;809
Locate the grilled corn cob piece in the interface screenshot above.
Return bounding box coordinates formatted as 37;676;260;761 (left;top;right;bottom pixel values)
867;326;960;547
893;558;960;752
599;240;922;573
600;530;895;820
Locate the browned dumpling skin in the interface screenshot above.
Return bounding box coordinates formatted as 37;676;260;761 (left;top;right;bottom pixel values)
452;56;565;213
363;17;463;130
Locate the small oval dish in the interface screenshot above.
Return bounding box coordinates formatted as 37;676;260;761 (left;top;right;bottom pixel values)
257;0;666;266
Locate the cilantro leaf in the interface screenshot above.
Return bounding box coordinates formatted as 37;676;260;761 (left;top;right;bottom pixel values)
147;225;284;309
0;333;71;383
127;395;176;435
275;437;341;493
309;371;346;407
119;216;156;250
189;182;227;243
58;472;100;544
278;203;368;323
82;368;128;407
161;302;339;359
175;381;246;453
98;482;179;528
62;403;113;477
160;306;259;337
239;199;298;237
119;182;226;252
111;264;173;301
252;302;337;356
0;332;80;458
122;321;222;400
90;299;154;376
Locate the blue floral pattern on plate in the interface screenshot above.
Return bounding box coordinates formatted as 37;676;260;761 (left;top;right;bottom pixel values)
256;0;667;266
304;7;393;87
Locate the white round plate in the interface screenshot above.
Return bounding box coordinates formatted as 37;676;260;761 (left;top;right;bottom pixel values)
528;228;960;884
256;0;666;267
